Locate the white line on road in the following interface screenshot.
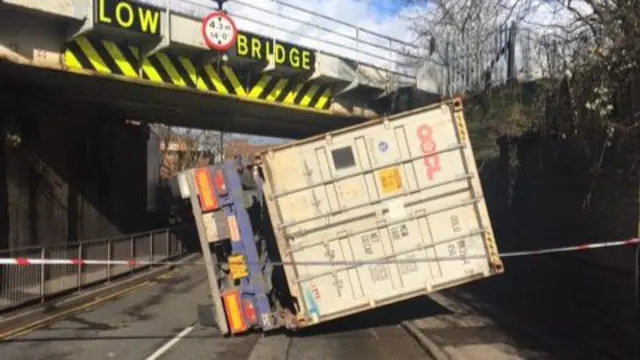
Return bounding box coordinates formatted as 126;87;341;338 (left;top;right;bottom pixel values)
145;326;195;360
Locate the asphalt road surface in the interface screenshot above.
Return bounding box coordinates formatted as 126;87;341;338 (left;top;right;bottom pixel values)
0;262;432;360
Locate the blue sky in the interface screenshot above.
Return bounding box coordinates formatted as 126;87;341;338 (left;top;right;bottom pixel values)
368;1;407;19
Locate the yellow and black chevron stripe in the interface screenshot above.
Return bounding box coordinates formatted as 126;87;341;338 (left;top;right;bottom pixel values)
64;36;139;78
244;74;332;110
63;36;332;111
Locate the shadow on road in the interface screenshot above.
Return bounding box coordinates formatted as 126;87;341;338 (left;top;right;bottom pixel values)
294;294;453;337
455;254;637;360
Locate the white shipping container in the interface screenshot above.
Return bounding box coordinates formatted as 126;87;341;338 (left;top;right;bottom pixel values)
256;98;504;326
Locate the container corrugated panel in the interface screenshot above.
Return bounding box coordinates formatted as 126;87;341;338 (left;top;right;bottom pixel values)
257;98;503;326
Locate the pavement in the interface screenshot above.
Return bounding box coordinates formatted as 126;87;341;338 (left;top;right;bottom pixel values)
404;291;554;360
451;254;638;360
400;250;639;360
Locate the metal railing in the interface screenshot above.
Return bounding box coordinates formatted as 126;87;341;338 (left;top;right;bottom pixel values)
0;225;195;313
142;0;423;84
434;22;592;96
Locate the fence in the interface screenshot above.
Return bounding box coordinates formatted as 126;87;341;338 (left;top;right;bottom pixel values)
435;21;589;96
0;225;195;313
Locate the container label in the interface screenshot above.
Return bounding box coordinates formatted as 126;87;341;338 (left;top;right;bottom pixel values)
202;212;219;243
399;253;419;275
378;140;389;152
303;287;320;322
377;167;402;193
228;254;248;280
387;200;406;219
227;215;241;242
368;264;390;283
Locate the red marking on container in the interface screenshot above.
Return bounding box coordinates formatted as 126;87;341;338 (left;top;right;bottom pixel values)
416;124;441;180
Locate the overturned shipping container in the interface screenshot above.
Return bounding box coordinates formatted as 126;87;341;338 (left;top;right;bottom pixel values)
255;97;504;326
175;97;504;335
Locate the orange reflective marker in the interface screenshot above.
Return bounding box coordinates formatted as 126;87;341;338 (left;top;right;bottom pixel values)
222;288;248;334
195;168;218;212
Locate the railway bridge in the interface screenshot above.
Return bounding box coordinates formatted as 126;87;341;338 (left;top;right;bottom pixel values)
0;0;440;137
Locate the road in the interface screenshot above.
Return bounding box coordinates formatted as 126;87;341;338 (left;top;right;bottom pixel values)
0;261;431;360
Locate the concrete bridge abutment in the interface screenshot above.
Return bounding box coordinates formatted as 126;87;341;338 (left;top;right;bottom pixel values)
0;79;150;251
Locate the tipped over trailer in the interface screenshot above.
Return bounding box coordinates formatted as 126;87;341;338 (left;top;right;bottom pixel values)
173;97;504;335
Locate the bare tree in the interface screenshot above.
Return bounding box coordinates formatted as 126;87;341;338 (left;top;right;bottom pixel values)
409;0;639;199
151;125;223;179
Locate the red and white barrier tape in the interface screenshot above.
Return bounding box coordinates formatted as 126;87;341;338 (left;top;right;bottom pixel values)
499;237;640;257
0;238;638;267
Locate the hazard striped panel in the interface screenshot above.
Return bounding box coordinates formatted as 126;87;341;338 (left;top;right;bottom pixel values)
63;36;333;111
245;74;333;110
64;36;139;78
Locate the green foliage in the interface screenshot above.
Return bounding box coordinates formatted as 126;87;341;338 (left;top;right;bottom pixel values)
463;82;542;159
2;130;22;148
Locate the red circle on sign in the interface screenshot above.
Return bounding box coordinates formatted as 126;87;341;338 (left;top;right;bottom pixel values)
201;11;238;52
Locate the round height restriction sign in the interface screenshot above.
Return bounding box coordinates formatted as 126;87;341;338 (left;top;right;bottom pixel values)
202;12;238;52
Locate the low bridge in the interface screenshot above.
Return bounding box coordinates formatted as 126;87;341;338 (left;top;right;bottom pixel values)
0;0;440;138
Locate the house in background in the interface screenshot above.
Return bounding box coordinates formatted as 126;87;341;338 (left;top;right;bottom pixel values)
146;129;276;213
223;139;272;162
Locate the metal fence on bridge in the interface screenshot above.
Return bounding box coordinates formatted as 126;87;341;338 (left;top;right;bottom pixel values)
441;22;582;96
139;1;580;97
0;225;196;313
143;0;426;90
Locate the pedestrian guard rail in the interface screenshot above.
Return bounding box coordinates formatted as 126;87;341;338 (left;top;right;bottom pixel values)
0;225;195;313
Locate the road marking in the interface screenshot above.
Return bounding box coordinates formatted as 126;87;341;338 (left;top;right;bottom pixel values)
157;273;172;280
369;328;379;340
0;281;153;340
145;326;195;360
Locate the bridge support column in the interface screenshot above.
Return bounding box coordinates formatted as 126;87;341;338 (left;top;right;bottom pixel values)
0;78;9;252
